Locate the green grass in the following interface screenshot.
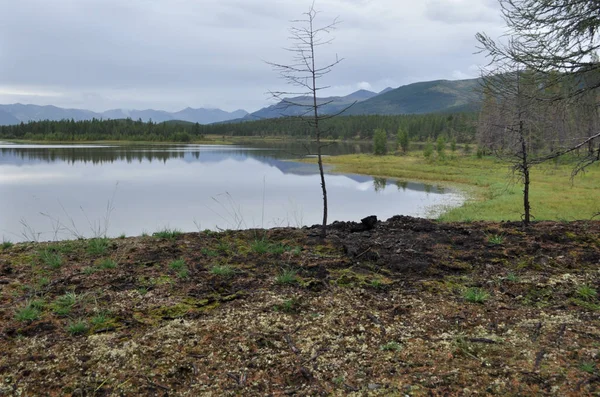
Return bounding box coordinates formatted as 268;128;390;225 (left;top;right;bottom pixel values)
38;249;63;269
380;341;402;352
36;277;50;288
15;304;41;322
169;259;186;271
82;266;97;275
99;258;117;270
273;299;298;313
251;239;270;254
201;248;219;257
1;239;13;250
152;228;182;239
316;153;600;221
276;268;298;285
576;285;597;301
210;265;235;277
87;238;110;256
251;239;290;255
487;233;504;245
579;362;597;374
464;287;489;304
67;320;88;335
52;292;78;316
506;272;520;282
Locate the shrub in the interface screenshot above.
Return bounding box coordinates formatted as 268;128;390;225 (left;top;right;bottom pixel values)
396;128;409;153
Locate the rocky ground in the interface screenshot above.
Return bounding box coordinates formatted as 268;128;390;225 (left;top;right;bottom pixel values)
1;216;599;396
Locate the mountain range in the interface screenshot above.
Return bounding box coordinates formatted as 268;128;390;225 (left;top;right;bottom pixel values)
0;104;248;126
0;77;482;126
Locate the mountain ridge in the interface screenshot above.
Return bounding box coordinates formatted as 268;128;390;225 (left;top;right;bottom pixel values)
0;104;249;126
0;77;483;126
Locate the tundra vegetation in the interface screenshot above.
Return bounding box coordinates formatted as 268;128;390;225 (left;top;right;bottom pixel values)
1;218;599;395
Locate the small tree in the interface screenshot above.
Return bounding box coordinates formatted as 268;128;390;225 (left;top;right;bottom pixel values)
397;127;409;153
436;136;446;159
423;139;434;159
373;128;388;155
268;4;348;239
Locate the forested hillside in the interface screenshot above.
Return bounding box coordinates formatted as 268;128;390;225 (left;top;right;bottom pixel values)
0;113;478;143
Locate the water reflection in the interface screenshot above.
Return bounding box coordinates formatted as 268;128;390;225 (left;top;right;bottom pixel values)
0;143;462;241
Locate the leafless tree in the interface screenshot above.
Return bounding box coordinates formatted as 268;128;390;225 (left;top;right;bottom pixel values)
476;0;600;173
267;3;350;239
478;66;558;224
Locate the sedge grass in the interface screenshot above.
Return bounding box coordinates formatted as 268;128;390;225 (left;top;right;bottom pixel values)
316;152;600;222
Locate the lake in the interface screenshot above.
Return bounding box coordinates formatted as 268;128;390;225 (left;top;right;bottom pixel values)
0;141;463;242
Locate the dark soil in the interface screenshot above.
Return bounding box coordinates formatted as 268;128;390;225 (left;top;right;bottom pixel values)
1;216;599;396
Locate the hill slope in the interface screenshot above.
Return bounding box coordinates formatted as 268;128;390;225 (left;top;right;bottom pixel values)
345;78;482;115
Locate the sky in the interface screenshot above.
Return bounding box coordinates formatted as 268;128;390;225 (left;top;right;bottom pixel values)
0;0;506;113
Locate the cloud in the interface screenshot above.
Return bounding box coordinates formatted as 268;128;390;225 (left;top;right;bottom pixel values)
0;0;506;112
425;0;501;24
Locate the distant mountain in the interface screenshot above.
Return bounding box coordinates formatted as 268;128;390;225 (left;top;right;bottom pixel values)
344;78;482;115
0;109;20;125
172;107;249;124
0;104;98;123
245;89;378;120
0;104;249;126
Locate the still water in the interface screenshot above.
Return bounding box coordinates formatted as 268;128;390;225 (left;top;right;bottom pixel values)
0;142;463;242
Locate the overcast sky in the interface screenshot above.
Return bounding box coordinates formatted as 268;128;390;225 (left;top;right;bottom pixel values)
0;0;506;113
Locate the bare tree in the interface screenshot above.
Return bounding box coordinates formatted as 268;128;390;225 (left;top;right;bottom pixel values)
267;3;349;239
476;0;600;171
478;66;558;224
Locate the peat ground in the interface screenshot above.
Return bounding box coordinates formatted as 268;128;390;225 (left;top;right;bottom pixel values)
1;216;599;396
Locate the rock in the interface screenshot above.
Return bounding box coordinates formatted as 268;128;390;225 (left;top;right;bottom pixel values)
361;215;378;230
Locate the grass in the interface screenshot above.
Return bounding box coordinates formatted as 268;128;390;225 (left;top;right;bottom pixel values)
169;259;186;271
464;287;489;304
315;152;600;221
1;239;13;250
210;264;235;278
87;238;109;256
201;248;219;257
251;239;270;254
99;258;117;270
380;341;402;352
67;320;88;335
168;259;189;279
273;299;298;313
15;305;41;322
579;362;597;374
38;249;63;269
487;233;504;245
152;228;182;239
576;285;597;301
52;292;77;316
251;238;290;255
276;268;298;285
506;272;520;282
